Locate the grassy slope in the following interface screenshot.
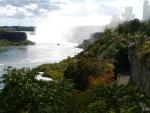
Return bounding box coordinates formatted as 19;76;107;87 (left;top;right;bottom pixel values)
0;39;35;47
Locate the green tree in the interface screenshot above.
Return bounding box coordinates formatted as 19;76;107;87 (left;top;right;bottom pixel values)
0;68;73;113
83;84;150;113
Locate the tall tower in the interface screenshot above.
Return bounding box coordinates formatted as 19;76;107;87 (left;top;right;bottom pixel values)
143;0;150;21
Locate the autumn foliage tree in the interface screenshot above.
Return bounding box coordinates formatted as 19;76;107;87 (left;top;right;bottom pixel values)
64;57;115;90
88;62;115;87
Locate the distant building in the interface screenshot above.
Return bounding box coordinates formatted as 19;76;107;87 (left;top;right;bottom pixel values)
143;0;150;21
108;6;137;29
108;6;135;28
122;7;135;21
109;15;123;28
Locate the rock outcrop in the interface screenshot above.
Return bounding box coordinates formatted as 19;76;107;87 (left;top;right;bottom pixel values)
128;47;150;93
78;32;102;49
0;32;27;42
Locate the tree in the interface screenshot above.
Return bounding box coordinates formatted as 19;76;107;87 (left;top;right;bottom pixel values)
0;68;73;113
83;84;150;113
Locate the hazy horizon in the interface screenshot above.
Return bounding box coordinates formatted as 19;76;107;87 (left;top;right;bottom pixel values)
0;0;145;26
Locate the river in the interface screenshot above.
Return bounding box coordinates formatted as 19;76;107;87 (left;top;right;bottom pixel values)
0;43;82;88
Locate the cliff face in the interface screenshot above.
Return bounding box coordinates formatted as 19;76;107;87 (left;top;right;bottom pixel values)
0;32;27;42
78;32;102;49
128;47;150;93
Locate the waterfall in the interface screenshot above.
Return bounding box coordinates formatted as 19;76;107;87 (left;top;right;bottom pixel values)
28;1;111;45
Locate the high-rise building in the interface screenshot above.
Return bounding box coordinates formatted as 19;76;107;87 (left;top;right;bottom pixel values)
143;0;150;21
109;15;123;28
122;7;135;21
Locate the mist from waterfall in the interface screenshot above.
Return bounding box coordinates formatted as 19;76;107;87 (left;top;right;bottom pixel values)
29;1;111;45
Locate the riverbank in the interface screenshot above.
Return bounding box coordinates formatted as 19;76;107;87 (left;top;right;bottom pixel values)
0;39;35;47
0;43;82;76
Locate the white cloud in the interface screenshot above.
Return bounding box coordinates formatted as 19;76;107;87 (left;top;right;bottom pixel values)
0;4;35;19
0;0;60;19
24;3;38;11
0;0;145;25
0;5;16;17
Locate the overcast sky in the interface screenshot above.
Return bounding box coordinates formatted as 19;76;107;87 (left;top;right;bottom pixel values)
0;0;145;26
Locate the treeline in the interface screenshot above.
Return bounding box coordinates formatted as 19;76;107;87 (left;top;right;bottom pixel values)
0;26;35;32
116;19;150;35
0;19;150;113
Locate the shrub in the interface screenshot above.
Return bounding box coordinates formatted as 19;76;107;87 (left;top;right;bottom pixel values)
0;68;73;113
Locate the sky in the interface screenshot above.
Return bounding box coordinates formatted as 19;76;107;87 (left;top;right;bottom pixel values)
0;0;145;26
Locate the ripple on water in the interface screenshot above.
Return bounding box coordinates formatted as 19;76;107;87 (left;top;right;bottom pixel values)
0;43;82;74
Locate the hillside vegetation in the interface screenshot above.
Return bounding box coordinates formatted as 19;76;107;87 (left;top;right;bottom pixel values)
0;19;150;113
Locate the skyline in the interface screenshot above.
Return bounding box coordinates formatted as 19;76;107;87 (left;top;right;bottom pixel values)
0;0;145;26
